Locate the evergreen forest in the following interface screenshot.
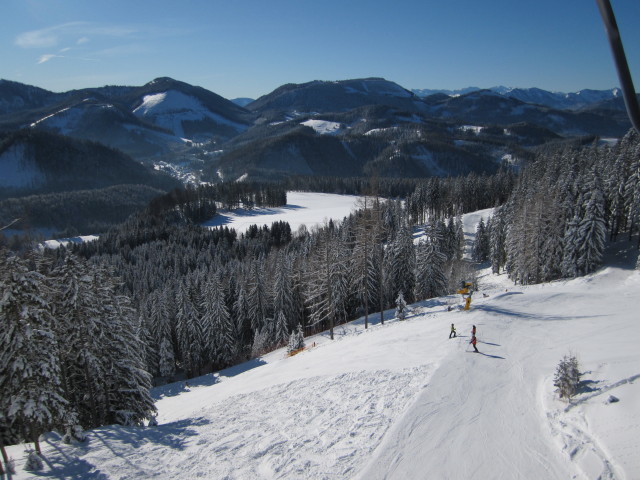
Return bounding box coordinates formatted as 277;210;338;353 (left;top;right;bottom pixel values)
1;129;639;459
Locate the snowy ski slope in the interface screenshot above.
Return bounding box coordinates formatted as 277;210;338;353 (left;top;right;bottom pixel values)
7;202;640;480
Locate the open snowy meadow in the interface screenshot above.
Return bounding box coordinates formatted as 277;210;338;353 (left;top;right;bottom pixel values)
202;191;366;234
7;195;640;480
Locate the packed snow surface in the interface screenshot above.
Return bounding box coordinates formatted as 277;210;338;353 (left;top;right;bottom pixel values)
7;204;640;480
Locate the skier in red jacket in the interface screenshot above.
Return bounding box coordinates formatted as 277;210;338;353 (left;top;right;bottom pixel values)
470;333;479;353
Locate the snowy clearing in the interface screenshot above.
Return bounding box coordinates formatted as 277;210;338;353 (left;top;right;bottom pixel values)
300;119;342;135
202;191;365;233
6;206;640;480
40;235;100;250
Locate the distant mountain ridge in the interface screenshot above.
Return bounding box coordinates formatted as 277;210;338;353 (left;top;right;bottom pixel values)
0;77;633;186
248;78;425;118
412;85;621;110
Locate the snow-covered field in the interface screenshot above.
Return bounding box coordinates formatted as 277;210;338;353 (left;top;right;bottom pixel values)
300;119;343;135
7;203;640;480
40;235;100;250
202;191;365;233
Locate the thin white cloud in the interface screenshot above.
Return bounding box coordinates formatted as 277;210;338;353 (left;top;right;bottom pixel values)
15;22;139;49
16;22;88;48
37;54;61;64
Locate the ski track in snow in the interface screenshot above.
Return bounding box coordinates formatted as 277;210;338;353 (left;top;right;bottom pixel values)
34;367;432;480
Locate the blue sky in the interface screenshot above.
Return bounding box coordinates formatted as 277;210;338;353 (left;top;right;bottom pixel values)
2;0;639;100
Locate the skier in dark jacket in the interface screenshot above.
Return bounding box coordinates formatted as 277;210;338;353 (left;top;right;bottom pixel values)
449;323;457;339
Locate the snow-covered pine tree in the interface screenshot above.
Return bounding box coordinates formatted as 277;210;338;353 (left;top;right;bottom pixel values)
287;323;305;354
147;288;175;378
0;254;67;453
371;197;387;325
175;281;204;377
554;354;581;400
51;254;109;427
453;216;465;261
158;337;176;378
94;267;156;426
201;272;236;367
489;206;507;274
61;412;86;444
233;275;253;357
296;323;305;349
604;142;629;241
383;220;416;306
415;233;448;300
471;218;490;262
575;166;606;275
350;196;386;329
251;326;270;358
561;212;581;278
274;311;290;349
395;291;407;321
138;303;158;377
247;258;271;334
623;131;640;245
24;449;43;471
305;224;348;340
272;251;295;332
538;186;566;282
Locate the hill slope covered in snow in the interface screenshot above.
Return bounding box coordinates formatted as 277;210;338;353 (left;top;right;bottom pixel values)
7;209;640;480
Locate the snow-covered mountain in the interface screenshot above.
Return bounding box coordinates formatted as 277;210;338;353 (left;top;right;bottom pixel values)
6;205;639;479
0;77;255;163
0;77;632;184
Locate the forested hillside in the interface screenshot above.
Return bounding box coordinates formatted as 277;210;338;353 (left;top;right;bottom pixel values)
1;130;639;465
476;129;640;283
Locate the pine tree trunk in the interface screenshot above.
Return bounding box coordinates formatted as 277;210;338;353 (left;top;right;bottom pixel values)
33;434;41;455
0;443;7;474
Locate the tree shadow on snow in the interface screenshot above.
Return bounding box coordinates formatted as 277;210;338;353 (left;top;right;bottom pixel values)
152;374;219;400
88;417;209;450
219;358;267;379
152;358;267;400
201;204;305;228
38;418;209;479
38;438;110;480
577;378;601;394
474;303;603;322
